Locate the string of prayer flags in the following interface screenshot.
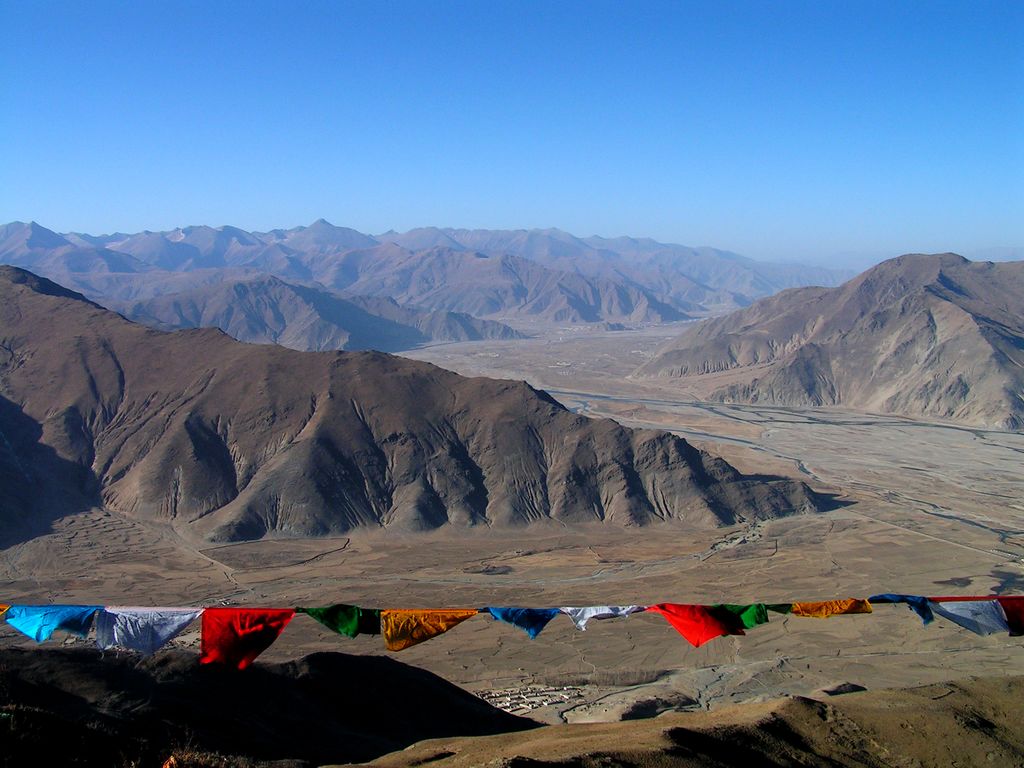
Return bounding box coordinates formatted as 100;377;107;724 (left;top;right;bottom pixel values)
644;603;747;647
200;608;295;669
927;599;1009;636
381;609;478;651
297;604;382;638
868;594;934;624
559;605;647;631
790;599;872;618
3;592;1024;665
95;607;203;655
484;607;560;639
4;605;101;642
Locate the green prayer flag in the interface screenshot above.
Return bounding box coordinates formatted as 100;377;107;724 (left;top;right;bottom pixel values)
713;603;770;629
765;603;794;615
297;604;382;637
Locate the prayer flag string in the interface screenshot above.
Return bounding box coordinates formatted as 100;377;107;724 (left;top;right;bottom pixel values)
0;594;1019;665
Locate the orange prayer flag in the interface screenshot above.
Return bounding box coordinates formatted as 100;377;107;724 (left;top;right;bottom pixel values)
0;604;8;617
790;599;872;618
381;609;479;651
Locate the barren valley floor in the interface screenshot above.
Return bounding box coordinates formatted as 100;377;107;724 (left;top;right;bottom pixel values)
2;323;1022;725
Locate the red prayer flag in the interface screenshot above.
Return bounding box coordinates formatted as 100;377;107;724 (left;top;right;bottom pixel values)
997;597;1024;636
645;603;745;647
200;607;295;669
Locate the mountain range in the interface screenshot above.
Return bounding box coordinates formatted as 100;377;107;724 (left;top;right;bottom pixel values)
378;226;849;309
637;254;1024;430
0;266;824;543
1;220;851;327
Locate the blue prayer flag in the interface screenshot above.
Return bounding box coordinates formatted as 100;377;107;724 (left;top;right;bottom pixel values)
4;605;102;642
869;594;934;624
485;607;560;639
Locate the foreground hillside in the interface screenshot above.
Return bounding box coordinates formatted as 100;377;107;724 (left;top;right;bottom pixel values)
638;254;1024;430
363;676;1024;768
0;267;822;543
0;648;536;766
2;647;1020;768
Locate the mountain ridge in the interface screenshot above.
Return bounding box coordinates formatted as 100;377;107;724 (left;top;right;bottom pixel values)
0;266;826;543
636;253;1024;430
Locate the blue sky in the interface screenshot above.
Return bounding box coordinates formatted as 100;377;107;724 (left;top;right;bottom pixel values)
2;1;1021;266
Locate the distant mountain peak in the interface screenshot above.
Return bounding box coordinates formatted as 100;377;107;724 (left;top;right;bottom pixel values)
9;221;70;250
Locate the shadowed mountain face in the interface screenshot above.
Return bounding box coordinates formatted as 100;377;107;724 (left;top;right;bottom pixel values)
0;267;823;542
2;221;851;323
110;275;523;352
637;254;1024;430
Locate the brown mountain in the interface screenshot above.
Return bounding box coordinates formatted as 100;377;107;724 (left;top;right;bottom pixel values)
110;275;523;352
0;267;823;543
637;254;1024;430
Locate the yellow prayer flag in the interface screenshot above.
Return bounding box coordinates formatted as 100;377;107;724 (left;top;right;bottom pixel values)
790;599;872;618
381;609;479;651
0;604;8;617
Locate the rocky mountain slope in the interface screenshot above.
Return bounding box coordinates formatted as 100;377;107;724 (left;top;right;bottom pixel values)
0;267;824;543
637;254;1024;430
110;274;522;352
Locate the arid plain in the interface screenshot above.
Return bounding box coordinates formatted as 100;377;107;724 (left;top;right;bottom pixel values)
3;321;1022;725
